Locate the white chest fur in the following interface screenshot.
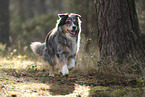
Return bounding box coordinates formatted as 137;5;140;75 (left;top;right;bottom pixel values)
71;39;77;54
65;33;77;55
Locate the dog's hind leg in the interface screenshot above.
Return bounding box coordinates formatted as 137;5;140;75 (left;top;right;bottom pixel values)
49;65;54;76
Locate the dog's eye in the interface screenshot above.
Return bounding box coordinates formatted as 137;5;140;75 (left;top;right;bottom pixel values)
66;20;71;24
73;20;78;25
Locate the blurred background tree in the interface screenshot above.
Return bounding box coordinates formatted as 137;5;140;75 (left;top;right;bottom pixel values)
0;0;10;46
18;0;46;20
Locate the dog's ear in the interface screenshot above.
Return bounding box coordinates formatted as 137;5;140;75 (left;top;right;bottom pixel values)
75;14;81;18
58;13;68;26
70;13;81;18
58;13;69;18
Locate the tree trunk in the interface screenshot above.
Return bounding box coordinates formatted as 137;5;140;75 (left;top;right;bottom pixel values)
94;0;145;63
0;0;9;45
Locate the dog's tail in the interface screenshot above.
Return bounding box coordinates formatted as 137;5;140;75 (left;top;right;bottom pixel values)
30;42;45;56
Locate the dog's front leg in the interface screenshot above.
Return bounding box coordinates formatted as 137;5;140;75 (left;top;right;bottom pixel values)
68;58;75;70
61;64;69;76
60;57;69;76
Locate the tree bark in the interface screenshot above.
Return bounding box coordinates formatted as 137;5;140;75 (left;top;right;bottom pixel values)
0;0;10;45
94;0;145;63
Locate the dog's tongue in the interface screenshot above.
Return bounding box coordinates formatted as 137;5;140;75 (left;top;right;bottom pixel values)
70;31;75;35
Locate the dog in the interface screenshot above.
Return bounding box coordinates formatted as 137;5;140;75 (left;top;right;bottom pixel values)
30;13;81;76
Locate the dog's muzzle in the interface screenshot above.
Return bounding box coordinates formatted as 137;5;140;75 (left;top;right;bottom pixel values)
67;29;76;36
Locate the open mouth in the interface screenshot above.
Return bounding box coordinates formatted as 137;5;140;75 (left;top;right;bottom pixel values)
67;29;76;36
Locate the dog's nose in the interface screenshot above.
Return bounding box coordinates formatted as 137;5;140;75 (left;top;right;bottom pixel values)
72;26;76;30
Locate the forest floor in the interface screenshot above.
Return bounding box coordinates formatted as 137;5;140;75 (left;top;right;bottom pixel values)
0;54;145;97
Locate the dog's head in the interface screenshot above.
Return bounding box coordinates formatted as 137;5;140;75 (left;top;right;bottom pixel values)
57;13;81;37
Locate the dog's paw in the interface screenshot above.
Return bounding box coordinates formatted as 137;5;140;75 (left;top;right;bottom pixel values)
61;64;69;76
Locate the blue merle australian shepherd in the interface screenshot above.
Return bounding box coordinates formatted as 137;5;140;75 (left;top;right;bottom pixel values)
30;13;81;76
